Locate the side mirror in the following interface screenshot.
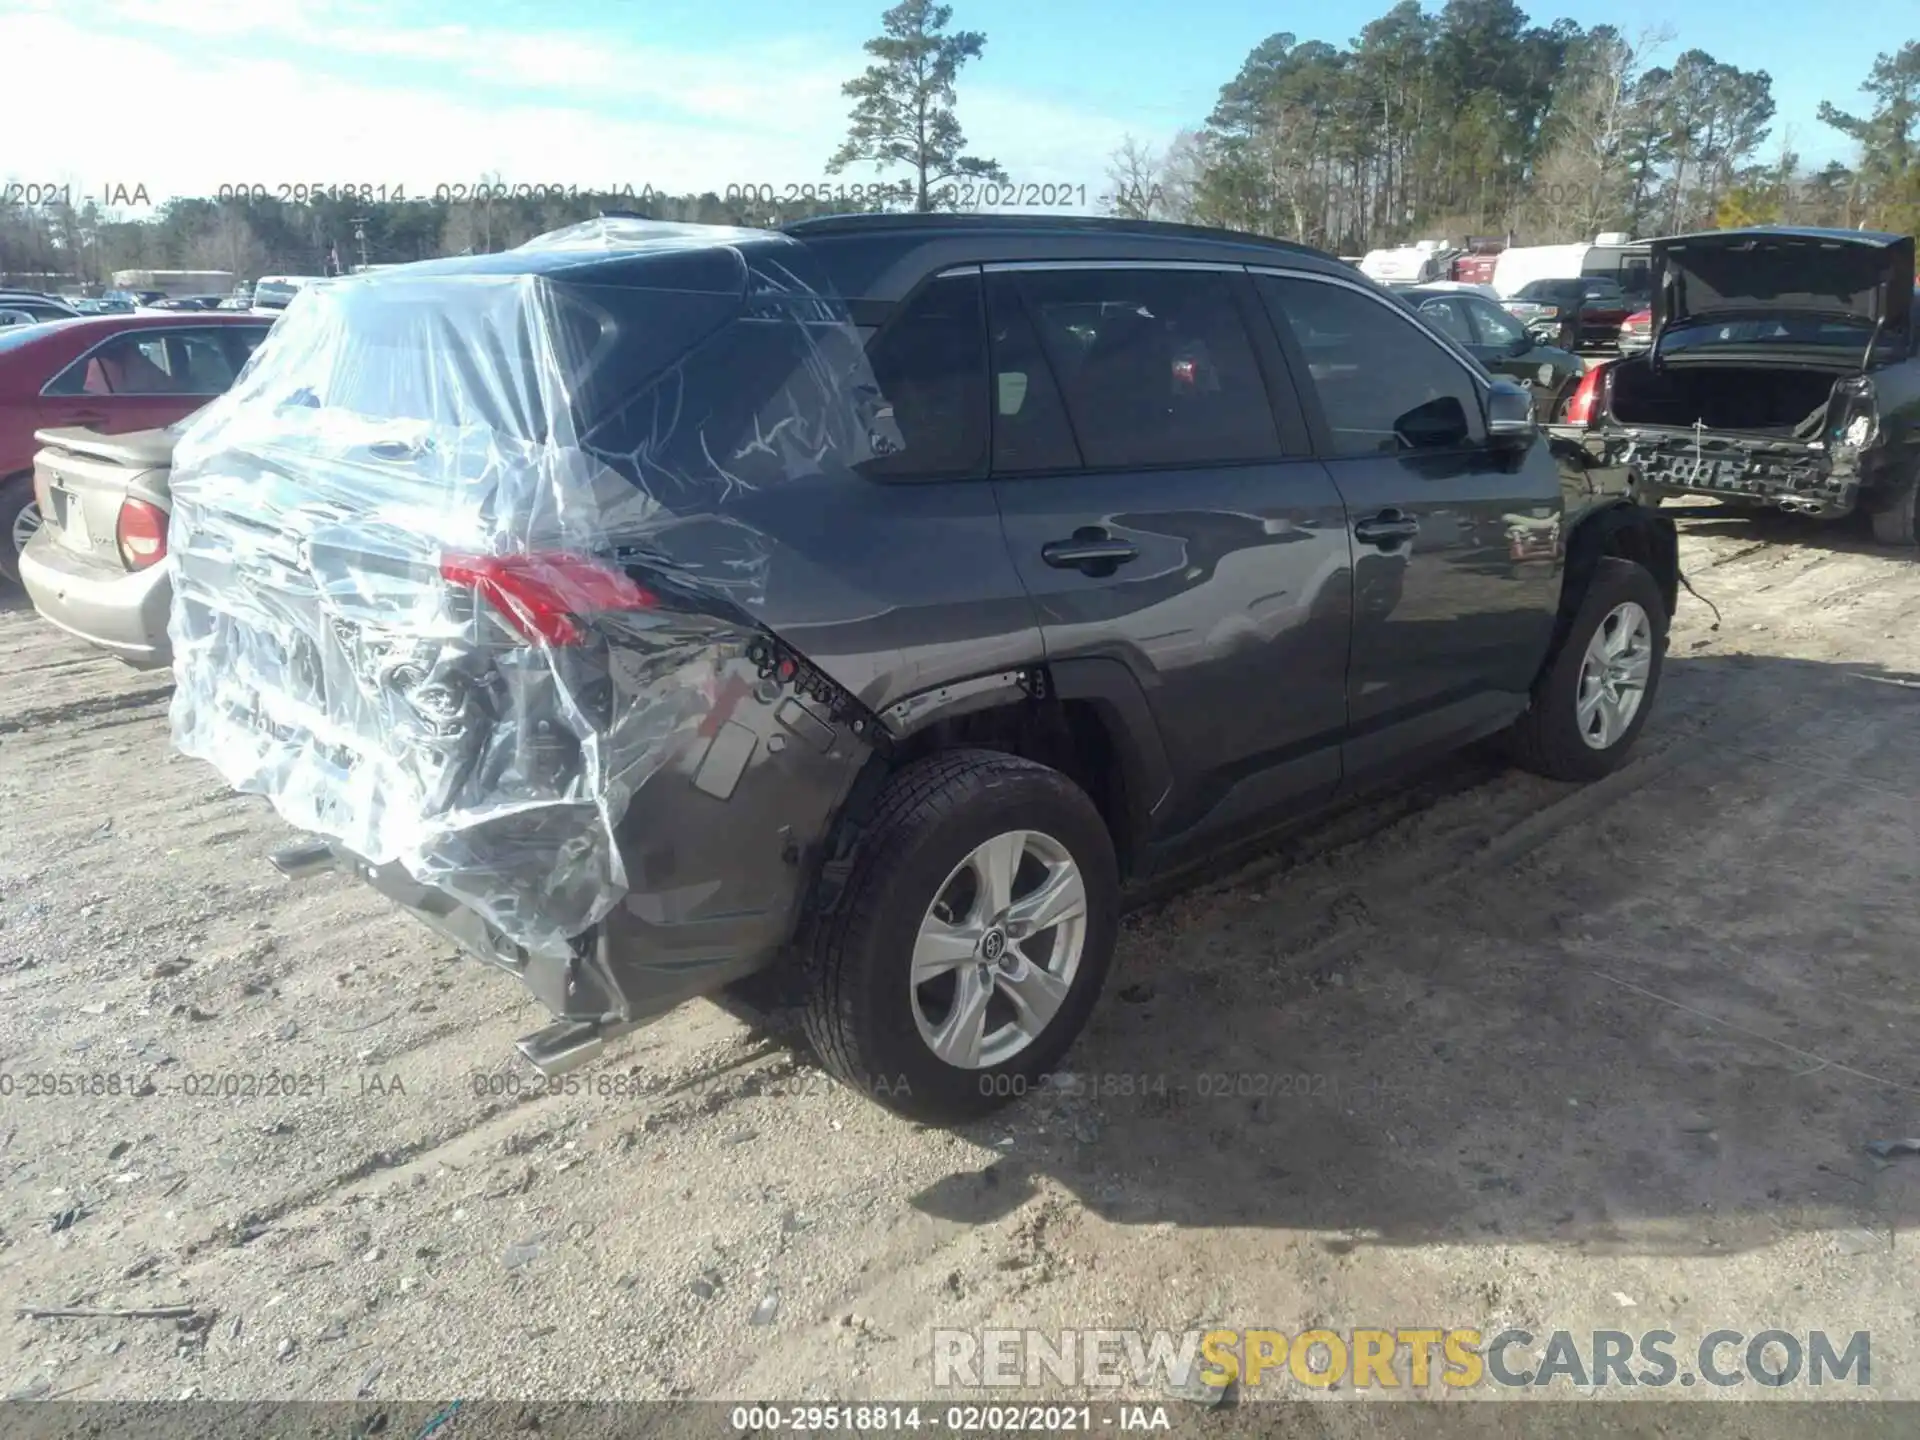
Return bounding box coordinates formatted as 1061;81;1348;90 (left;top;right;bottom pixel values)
1506;333;1531;357
1486;379;1536;452
1393;395;1471;450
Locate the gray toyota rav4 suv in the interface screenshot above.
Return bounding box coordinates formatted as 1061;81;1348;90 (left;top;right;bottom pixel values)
167;213;1678;1120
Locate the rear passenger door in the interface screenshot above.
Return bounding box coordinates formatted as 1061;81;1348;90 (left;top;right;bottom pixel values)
985;263;1354;852
1253;270;1562;782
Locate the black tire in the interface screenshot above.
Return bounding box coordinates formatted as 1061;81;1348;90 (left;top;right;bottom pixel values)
1868;481;1919;548
1547;377;1579;423
0;472;35;585
801;749;1120;1123
1504;557;1668;782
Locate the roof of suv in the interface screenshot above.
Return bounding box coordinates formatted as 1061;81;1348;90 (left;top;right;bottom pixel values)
782;212;1350;318
346;214;1353;325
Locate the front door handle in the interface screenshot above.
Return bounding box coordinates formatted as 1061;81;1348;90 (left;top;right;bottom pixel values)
1042;527;1139;574
1354;510;1419;548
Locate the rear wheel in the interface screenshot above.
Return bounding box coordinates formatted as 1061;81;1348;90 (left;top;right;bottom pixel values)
1868;481;1919;548
1505;558;1667;782
0;473;37;585
801;750;1119;1122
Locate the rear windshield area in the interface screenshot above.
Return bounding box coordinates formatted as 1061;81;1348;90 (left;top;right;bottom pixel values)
217;270;738;445
1514;279;1584;301
173;235;892;569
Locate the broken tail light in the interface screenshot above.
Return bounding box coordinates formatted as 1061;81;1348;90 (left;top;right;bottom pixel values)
1563;363;1610;427
440;552;657;647
116;497;168;571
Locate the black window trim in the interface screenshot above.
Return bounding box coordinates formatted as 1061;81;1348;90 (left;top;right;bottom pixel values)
978;258;1308;482
40;323;272;398
1247;265;1496;459
854;264;992;484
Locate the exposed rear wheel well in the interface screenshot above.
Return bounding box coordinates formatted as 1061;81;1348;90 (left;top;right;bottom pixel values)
1558;503;1679;651
815;693;1135;930
887;697;1130;870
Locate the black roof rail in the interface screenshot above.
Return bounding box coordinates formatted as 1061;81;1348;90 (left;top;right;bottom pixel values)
780;210;1331;259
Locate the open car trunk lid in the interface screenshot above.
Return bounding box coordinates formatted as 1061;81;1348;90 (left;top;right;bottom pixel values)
167;220;891;960
1651;228;1915;347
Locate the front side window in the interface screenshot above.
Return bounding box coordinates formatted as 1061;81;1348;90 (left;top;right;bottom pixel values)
1258;274;1486;457
1010;267;1282;469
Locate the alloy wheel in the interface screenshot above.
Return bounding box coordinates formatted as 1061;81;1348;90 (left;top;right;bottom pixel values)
1576;600;1653;749
909;829;1089;1070
11;501;40;556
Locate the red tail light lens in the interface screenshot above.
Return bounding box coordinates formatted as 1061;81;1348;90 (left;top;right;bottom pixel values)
116;498;168;571
1563;363;1610;426
440;552;656;647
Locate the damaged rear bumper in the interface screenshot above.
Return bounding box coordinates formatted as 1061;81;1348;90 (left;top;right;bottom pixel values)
270;648;874;1063
1603;429;1863;517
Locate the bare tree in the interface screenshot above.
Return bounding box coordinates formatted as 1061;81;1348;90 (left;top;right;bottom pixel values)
1526;26;1673;240
1155;129;1206;223
1104;135;1166;218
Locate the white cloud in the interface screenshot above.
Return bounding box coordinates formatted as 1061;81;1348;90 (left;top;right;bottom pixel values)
5;1;1144;209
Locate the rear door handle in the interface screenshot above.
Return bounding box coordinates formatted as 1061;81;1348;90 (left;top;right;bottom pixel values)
1042;528;1139;573
1354;510;1420;547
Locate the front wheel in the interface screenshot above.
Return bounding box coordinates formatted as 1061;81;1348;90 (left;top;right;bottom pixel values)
1504;557;1668;782
801;750;1120;1122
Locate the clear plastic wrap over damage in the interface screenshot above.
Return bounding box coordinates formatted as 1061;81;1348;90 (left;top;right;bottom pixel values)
167;219;892;955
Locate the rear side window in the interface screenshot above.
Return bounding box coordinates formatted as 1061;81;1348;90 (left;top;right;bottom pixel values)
1414;296;1475;345
1011;268;1282;469
45;328;243;396
1259;275;1485;457
858;273;988;480
1466;298;1527;347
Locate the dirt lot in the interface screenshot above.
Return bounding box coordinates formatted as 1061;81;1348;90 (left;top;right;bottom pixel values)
3;505;1919;1411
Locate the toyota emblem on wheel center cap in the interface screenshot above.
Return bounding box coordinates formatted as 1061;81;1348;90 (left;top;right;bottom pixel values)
980;929;1007;963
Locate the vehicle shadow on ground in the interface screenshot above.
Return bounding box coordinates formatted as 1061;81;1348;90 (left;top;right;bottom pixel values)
1663;503;1902;559
822;650;1920;1257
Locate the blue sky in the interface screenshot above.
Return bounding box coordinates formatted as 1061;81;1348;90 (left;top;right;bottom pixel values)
3;0;1903;212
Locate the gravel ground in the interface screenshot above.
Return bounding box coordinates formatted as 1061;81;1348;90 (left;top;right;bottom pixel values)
2;505;1918;1409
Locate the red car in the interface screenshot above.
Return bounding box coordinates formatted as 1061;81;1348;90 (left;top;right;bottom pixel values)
0;313;274;581
1617;306;1653;356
